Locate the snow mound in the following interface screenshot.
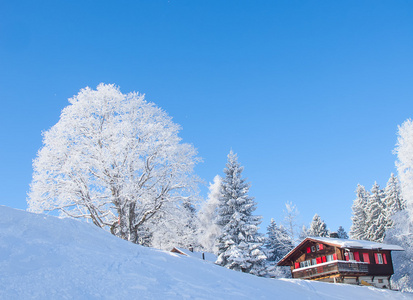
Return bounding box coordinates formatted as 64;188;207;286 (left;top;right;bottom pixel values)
0;206;411;299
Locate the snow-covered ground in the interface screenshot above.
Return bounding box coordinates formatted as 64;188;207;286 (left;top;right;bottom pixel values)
0;206;412;300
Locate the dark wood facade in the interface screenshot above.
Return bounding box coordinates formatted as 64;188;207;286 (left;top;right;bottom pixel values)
278;237;401;288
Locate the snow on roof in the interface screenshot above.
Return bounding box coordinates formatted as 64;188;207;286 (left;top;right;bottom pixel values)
171;247;217;262
307;237;404;251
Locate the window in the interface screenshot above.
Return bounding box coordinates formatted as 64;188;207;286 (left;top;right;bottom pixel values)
311;259;317;265
326;255;334;262
300;260;311;268
378;279;383;283
316;244;320;251
375;253;384;264
348;252;354;261
311;246;316;252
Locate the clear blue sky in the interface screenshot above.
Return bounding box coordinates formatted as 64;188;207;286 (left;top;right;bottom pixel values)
1;1;413;235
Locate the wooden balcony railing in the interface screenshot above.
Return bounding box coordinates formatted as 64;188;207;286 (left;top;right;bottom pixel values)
292;261;369;279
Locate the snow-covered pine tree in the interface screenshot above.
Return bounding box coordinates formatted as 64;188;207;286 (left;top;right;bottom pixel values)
308;214;329;237
349;184;370;240
264;219;294;278
215;151;266;276
365;182;386;242
264;219;294;262
197;175;222;254
384;173;406;230
337;226;349;239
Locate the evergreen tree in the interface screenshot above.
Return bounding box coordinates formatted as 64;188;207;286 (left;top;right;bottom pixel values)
215;151;266;276
365;182;386;242
308;214;329;237
337;226;349;239
384;173;406;230
264;219;294;262
350;184;369;240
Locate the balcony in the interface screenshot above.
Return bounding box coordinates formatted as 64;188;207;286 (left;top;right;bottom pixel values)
292;260;369;279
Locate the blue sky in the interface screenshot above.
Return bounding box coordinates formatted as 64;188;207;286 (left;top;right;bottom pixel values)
1;1;413;235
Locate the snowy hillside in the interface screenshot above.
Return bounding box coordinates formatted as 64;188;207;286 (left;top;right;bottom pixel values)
0;206;411;300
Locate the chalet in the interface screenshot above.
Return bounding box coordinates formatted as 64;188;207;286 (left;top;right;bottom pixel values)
170;247;217;263
277;236;403;289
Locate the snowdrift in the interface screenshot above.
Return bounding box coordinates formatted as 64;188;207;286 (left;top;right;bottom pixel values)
0;206;411;299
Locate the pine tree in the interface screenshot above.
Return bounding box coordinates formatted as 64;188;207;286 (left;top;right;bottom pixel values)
384;173;406;230
365;182;386;242
215;151;266;276
264;219;294;262
350;184;369;240
337;226;349;239
308;214;329;237
282;201;299;245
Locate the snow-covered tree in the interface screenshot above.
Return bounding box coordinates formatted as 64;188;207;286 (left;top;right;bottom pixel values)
365;182;386;242
197;175;222;253
264;219;294;263
337;226;349;239
350;184;369;240
215;151;266;276
308;214;329;237
384;174;405;229
282;201;299;245
27;84;200;246
395;119;413;220
388;118;413;292
299;225;310;241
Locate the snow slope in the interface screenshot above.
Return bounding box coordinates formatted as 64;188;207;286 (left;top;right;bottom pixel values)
0;206;412;300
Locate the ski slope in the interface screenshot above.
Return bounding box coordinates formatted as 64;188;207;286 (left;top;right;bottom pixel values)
0;206;411;299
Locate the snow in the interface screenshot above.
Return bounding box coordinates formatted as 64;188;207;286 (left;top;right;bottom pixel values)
0;206;411;299
171;247;217;262
311;237;404;251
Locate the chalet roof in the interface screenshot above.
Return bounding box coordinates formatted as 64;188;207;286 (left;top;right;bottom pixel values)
277;237;403;266
310;237;404;251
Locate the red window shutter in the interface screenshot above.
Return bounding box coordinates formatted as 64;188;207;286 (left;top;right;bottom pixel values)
322;256;327;263
307;247;311;253
295;262;300;269
316;257;322;264
345;252;349;261
383;253;388;264
354;252;360;262
319;244;324;250
333;253;337;260
374;253;379;264
363;253;370;264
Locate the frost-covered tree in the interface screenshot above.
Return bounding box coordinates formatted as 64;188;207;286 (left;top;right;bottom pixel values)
299;225;310;241
384;174;405;229
365;182;386;242
350;184;369;240
282;201;299;245
215;151;266;276
395;119;413;220
263;219;293;278
197;175;222;253
387;118;413;292
308;214;329;237
264;219;294;262
337;226;349;239
27;84;200;245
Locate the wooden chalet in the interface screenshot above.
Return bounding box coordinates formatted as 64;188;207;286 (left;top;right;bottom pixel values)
277;236;403;289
